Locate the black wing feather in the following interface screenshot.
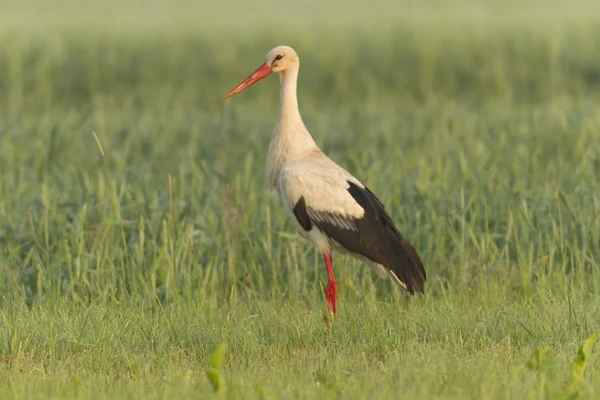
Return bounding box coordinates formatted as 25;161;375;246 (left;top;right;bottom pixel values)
305;181;426;294
293;196;312;231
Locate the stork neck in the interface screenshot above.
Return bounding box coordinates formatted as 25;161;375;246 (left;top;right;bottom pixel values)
276;68;309;138
266;67;319;190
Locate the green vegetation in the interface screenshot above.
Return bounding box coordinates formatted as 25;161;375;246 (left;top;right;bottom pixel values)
0;1;599;398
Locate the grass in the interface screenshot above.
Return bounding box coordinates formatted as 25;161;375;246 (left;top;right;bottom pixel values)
1;0;600;398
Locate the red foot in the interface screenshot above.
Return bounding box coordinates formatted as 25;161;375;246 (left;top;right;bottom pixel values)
325;280;338;315
322;253;338;325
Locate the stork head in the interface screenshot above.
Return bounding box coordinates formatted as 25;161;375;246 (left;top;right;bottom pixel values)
265;45;299;74
225;45;299;99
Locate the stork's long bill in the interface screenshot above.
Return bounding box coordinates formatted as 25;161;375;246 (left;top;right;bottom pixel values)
225;63;272;98
225;46;427;322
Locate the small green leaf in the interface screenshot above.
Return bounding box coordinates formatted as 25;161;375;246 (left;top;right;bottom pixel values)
526;347;550;372
206;342;228;392
211;342;228;369
568;333;599;388
207;368;222;391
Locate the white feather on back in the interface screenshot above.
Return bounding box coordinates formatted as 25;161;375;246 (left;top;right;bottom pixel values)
278;157;365;219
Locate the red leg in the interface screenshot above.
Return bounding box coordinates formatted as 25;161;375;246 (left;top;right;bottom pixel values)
323;253;337;315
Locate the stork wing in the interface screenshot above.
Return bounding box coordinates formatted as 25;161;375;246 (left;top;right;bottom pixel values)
280;161;426;294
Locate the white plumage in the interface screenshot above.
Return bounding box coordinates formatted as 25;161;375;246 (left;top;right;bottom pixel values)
226;45;426;317
281;160;365;254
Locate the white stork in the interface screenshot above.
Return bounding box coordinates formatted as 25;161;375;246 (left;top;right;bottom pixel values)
225;45;426;317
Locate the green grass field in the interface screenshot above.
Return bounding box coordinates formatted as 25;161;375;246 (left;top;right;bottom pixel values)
1;1;600;398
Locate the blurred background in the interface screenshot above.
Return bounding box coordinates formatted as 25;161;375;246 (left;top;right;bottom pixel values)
1;0;599;304
1;3;600;397
2;0;600;32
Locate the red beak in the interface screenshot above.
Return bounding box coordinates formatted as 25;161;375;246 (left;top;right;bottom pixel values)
225;63;273;99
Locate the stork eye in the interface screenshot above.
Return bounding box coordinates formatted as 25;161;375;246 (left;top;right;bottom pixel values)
274;54;283;61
